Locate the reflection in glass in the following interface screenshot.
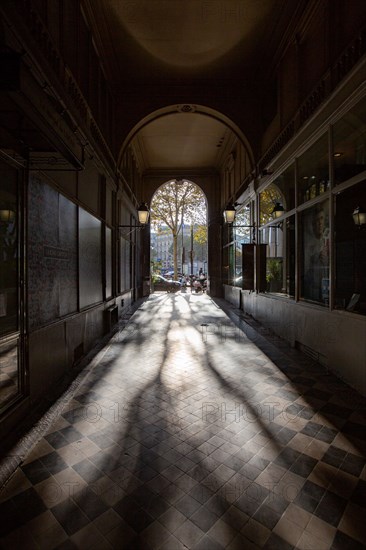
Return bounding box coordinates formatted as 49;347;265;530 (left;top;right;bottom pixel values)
0;337;19;411
261;225;284;294
272;164;295;211
106;227;112;299
233;206;252;242
120;235;131;292
234;241;242;285
259;215;295;298
0;164;18;336
333;98;366;185
301;199;330;305
285;217;296;298
0;161;21;411
259;184;284;225
232;205;253;286
79;208;103;308
335;181;366;315
298;134;329;204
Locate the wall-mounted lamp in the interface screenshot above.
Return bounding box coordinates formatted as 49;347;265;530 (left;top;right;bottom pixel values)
0;209;15;224
223;203;256;241
272;202;285;219
119;203;150;234
223;203;237;224
137;203;150;225
352;206;366;227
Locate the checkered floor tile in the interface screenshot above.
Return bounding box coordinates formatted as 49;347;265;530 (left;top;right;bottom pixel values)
0;293;365;549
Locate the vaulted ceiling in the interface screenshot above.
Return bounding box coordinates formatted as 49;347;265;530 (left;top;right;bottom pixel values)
132;112;233;170
83;0;305;171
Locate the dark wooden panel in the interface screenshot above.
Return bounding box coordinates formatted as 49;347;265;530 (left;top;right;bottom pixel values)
257;244;267;293
242;244;255;290
28;176;78;330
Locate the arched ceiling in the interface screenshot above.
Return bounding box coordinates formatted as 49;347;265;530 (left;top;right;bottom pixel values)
83;0;305;172
131;112;234;171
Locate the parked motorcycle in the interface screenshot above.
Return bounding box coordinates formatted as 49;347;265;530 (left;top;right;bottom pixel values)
193;278;206;293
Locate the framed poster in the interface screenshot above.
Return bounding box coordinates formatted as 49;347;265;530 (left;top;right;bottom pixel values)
301;199;330;304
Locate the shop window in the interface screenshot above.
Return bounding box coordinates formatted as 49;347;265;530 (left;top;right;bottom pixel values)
79;207;103;308
229;205;254;287
333;99;366;185
260;226;283;293
120;235;131;292
105;227;112;299
226;245;236;286
298;134;329;204
285;217;296;298
222;244;230;285
0;161;22;412
234;206;252;243
0;166;18;335
272;164;295;212
259;215;295;298
334;181;366;315
119;207;133;293
233;241;242;286
300;199;330;305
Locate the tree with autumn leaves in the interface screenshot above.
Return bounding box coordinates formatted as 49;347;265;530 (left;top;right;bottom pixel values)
150;180;207;279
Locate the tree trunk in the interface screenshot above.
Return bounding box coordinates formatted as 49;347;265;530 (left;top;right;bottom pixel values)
173;232;178;279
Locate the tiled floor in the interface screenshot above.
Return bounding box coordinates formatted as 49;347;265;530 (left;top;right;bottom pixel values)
0;293;365;549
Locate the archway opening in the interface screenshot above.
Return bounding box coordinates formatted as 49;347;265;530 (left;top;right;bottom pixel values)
117;104;255;299
150;179;208;292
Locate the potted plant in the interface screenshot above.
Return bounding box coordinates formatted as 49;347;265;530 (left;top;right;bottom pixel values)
266;258;283;292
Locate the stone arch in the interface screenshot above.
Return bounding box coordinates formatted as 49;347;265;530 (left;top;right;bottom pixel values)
120;105;255;298
117;104;255;170
151;177;208;209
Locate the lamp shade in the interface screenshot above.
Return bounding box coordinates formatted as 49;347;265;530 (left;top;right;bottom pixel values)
272;202;285;219
223;204;236;224
137;203;150;225
352;206;366;226
0;209;15;223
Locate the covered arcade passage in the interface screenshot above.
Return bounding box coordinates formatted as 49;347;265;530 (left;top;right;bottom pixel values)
0;1;365;548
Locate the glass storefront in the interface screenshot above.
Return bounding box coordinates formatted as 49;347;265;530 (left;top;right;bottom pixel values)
252;97;365;314
298;133;329;204
225;204;254;287
0;160;22;411
300;199;330;305
260;215;295;298
79;207;103;308
259;183;284;225
334;180;366;315
0;165;18;336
